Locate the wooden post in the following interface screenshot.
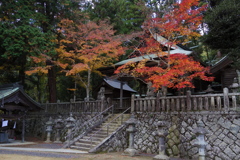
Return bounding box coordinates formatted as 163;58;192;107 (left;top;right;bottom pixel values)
193;97;197;111
147;98;151;112
199;97;203;111
70;99;73;113
120;81;123;108
144;100;147;111
101;97;104;112
57;100;60;113
139;98;142;112
22;115;25;143
162;99;165;111
176;98;180;111
181;98;185;111
232;95;237;110
152;98;155;112
156;93;160;112
186;90;191;111
223;88;229;110
170;99;175;111
211;97;215;110
204;97;209;110
131;94;135;113
166;99;170;111
45;101;49;112
217;96;221;110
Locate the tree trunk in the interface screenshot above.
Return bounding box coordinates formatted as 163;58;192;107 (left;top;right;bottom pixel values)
85;69;92;101
47;60;57;103
18;53;27;87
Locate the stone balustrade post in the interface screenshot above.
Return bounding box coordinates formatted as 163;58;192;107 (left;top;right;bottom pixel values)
123;114;139;157
153;121;169;160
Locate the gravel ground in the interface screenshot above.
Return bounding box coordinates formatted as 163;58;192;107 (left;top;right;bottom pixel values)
0;142;186;160
5;143;64;149
0;149;81;159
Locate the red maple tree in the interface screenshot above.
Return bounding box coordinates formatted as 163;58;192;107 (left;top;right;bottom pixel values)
115;0;214;91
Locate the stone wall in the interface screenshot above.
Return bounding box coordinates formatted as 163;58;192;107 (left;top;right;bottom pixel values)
90;124;129;153
133;111;240;160
23;113;100;142
23;111;240;160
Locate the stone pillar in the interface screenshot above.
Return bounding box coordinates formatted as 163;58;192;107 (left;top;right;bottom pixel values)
153;121;169;160
123;114;139;156
45;117;53;143
54;115;64;143
195;119;207;160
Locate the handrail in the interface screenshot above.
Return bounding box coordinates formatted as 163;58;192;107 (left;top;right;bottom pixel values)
88;107;131;147
63;105;114;148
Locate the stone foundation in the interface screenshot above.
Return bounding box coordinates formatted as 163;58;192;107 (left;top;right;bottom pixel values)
133;111;240;160
23;111;240;160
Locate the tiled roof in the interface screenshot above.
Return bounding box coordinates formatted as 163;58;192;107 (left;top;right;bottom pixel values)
0;83;42;109
104;78;137;93
114;48;192;66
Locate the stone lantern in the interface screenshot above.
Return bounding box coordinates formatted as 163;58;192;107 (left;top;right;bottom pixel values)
66;113;76;145
153;121;169;160
123;114;139;157
45;117;54;143
54;115;64;143
229;77;240;93
195;119;208;160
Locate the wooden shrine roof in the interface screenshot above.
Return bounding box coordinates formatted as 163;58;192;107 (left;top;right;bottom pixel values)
0;83;43;113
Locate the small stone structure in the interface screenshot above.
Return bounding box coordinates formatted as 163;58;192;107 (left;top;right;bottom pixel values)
123;114;139;156
45;117;53;143
153;121;169;160
54;115;64;143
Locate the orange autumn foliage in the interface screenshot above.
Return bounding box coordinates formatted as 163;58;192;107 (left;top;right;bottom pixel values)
115;54;214;90
57;19;125;76
114;0;213;90
146;0;207;45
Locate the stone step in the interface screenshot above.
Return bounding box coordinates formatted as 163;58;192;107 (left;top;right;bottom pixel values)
69;113;131;151
78;139;100;145
93;128;117;133
74;142;96;148
82;136;104;142
87;133;108;138
70;145;90;151
101;123;121;127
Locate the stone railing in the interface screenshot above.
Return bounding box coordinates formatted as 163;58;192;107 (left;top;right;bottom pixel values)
63;105;114;148
131;88;240;112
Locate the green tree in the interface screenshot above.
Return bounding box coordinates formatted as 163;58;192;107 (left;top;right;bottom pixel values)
0;0;52;87
203;0;240;68
0;0;82;102
87;0;147;34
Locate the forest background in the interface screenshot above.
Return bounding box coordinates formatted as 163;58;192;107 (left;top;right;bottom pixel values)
0;0;239;103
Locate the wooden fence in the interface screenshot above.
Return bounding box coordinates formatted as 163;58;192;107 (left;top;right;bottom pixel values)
42;99;106;114
41;98;131;114
131;88;240;112
40;88;240;114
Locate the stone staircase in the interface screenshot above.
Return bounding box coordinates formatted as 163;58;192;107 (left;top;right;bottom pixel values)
69;113;131;152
